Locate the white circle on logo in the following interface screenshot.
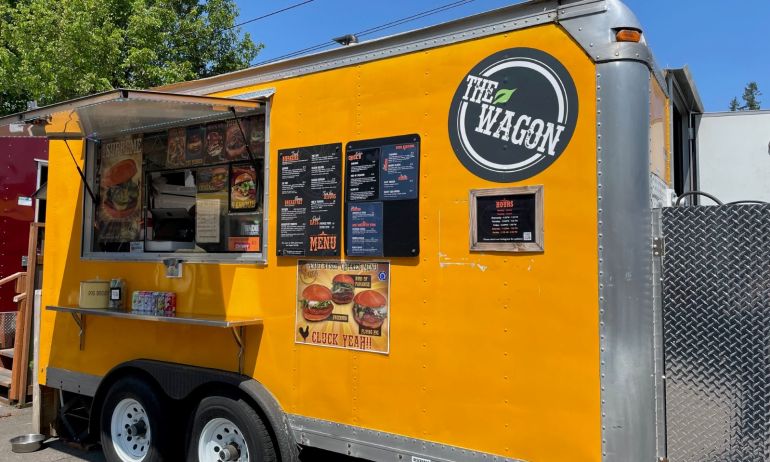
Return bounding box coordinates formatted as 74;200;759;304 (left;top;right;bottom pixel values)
456;57;569;173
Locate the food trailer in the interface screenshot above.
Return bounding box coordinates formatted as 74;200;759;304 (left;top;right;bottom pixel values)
0;0;709;461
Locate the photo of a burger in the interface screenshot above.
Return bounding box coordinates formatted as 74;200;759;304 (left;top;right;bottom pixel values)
101;159;139;218
186;130;203;158
300;284;334;321
210;167;227;191
352;290;387;329
225;121;247;160
205;123;225;161
231;172;256;201
331;274;355;304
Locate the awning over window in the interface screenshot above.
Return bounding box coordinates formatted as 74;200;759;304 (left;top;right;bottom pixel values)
0;89;264;140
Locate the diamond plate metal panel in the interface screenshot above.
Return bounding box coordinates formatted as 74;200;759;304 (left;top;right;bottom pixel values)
663;205;770;462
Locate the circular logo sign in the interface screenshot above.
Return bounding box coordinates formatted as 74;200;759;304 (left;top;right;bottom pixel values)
448;48;579;182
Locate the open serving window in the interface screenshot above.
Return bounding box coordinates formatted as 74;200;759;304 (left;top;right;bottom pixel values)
0;89;271;263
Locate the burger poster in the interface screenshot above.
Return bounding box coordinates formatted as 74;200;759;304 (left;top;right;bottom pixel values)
295;260;390;354
97;136;143;242
225;119;249;161
230;163;258;211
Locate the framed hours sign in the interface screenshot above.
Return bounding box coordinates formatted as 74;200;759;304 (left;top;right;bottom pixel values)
469;185;544;252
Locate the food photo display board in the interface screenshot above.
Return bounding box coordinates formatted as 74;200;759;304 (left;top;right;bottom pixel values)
295;260;390;354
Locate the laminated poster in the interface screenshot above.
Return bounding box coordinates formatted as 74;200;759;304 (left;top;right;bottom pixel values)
225;119;249;161
295;260;390;354
197;166;228;193
230;164;258;211
205;122;226;163
97;136;143;242
185;126;205;165
166;127;186;167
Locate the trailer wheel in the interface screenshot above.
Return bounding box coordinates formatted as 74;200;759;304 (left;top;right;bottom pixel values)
189;395;276;462
100;377;171;462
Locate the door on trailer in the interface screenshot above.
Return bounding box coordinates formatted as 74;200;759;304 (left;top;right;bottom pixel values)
662;204;770;461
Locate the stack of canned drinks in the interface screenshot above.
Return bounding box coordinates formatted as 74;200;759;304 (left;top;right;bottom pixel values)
131;291;177;315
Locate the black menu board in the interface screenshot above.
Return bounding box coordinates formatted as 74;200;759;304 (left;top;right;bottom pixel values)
347;148;379;201
345;134;420;257
277;143;342;256
347;202;383;256
470;186;544;252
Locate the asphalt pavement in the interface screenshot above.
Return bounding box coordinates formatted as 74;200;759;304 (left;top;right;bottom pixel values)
0;404;363;461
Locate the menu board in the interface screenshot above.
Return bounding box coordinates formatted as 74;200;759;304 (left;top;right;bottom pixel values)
345;134;420;257
346;148;379;201
277;143;342;256
295;260;390;354
96;135;143;243
470;186;544;252
347;202;383;256
195;198;221;243
380;143;418;200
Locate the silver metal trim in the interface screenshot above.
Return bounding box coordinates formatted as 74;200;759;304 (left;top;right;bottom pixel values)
651;209;666;459
230;88;276;100
0;89;261;128
46;367;101;397
597;61;658;461
289;415;525;462
157;1;663;100
80;113;270;264
158;0;573;96
558;0;667;91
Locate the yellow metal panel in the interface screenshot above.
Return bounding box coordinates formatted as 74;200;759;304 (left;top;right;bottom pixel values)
39;24;599;461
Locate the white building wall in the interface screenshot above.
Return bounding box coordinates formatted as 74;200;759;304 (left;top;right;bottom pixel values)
697;111;770;202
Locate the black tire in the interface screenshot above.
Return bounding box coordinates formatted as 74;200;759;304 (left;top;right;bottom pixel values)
187;395;276;462
100;376;173;462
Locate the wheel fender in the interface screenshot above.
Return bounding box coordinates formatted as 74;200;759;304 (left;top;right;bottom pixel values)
90;359;299;462
237;380;299;462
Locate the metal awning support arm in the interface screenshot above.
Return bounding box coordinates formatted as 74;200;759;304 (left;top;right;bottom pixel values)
229;107;261;176
61;112;98;204
64;138;98;204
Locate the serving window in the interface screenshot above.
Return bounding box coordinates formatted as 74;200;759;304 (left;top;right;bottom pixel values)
86;113;267;261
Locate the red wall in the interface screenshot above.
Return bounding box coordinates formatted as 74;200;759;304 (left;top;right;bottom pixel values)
0;137;47;311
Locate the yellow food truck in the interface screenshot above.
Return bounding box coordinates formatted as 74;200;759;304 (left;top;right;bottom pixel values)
0;0;688;461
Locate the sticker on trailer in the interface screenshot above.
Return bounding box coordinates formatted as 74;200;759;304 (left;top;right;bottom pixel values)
448;48;579;183
17;196;32;206
295;260;390;354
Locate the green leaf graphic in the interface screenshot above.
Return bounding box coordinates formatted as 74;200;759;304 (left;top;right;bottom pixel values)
493;88;517;105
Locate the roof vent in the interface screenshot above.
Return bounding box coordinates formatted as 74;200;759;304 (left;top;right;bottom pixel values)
333;34;358;46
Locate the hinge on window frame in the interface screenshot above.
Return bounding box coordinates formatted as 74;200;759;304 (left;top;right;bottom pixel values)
653;237;665;257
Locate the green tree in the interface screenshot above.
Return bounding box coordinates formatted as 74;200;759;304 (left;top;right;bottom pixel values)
0;0;261;115
729;81;762;111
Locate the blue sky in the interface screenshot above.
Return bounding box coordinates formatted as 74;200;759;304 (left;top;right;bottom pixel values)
233;0;769;112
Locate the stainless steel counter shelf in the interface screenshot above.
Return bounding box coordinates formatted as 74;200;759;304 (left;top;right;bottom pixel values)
46;306;263;374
